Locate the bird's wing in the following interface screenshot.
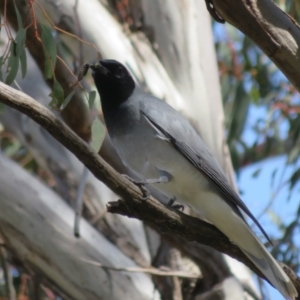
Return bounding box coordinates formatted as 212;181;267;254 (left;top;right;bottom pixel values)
140;101;271;244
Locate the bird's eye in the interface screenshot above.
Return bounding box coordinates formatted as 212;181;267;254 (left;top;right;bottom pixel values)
115;66;124;78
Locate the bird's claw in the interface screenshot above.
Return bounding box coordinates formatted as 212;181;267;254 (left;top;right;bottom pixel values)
122;175;151;200
167;196;184;211
137;183;151;200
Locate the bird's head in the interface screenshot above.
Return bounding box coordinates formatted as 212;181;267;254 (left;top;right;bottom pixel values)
90;60;135;110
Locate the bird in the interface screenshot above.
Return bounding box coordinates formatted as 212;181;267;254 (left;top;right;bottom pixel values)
89;59;297;299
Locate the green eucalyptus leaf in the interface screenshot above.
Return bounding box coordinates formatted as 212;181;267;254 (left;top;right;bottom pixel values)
60;90;75;111
90;118;105;152
14;4;23;29
15;28;26;56
271;169;277;188
5;42;19;85
287;145;300;164
252;168;261;178
54;79;64;101
19;47;27;78
49;79;64;109
88;91;96;110
250;87;260;105
289;168;300;191
227;82;250;143
0;56;4;81
44;56;52;79
41;25;57;79
48;95;59;110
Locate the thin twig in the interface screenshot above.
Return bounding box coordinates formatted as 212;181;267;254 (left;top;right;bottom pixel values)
74;166;89;237
257;166;288;221
81;258;200;279
90;209;106;224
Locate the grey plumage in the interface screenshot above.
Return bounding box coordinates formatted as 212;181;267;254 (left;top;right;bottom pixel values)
90;59;297;299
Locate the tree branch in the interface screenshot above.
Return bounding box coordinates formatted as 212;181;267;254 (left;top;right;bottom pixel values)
213;0;300;93
0;82;299;293
236;136;294;169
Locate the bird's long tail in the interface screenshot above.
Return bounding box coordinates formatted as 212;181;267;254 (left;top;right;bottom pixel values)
193;194;298;299
240;232;297;299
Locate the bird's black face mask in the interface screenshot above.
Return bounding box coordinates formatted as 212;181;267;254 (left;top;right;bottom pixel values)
90;60;136;112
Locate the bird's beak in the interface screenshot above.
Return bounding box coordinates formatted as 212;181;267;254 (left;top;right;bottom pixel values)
89;61;110;75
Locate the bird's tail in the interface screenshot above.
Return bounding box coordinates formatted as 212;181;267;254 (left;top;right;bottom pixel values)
240;231;297;300
193;194;298;299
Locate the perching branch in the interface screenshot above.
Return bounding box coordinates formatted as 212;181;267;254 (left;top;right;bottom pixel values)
0;81;299;293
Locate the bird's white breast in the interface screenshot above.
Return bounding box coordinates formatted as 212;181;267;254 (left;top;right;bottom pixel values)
111;115;211;207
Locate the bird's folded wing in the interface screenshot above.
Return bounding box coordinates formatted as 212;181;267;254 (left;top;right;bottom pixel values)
141;111;271;244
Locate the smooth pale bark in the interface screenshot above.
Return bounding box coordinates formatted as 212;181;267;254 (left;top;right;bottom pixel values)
0;153;156;300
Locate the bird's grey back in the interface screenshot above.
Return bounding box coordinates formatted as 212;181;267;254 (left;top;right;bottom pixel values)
135;88;227;179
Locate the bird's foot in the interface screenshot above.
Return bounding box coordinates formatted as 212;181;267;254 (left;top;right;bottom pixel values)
122;175;170;200
167;196;184;211
122;175;151;200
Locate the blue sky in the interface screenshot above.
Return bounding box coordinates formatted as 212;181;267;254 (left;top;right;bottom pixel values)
238;105;300;299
